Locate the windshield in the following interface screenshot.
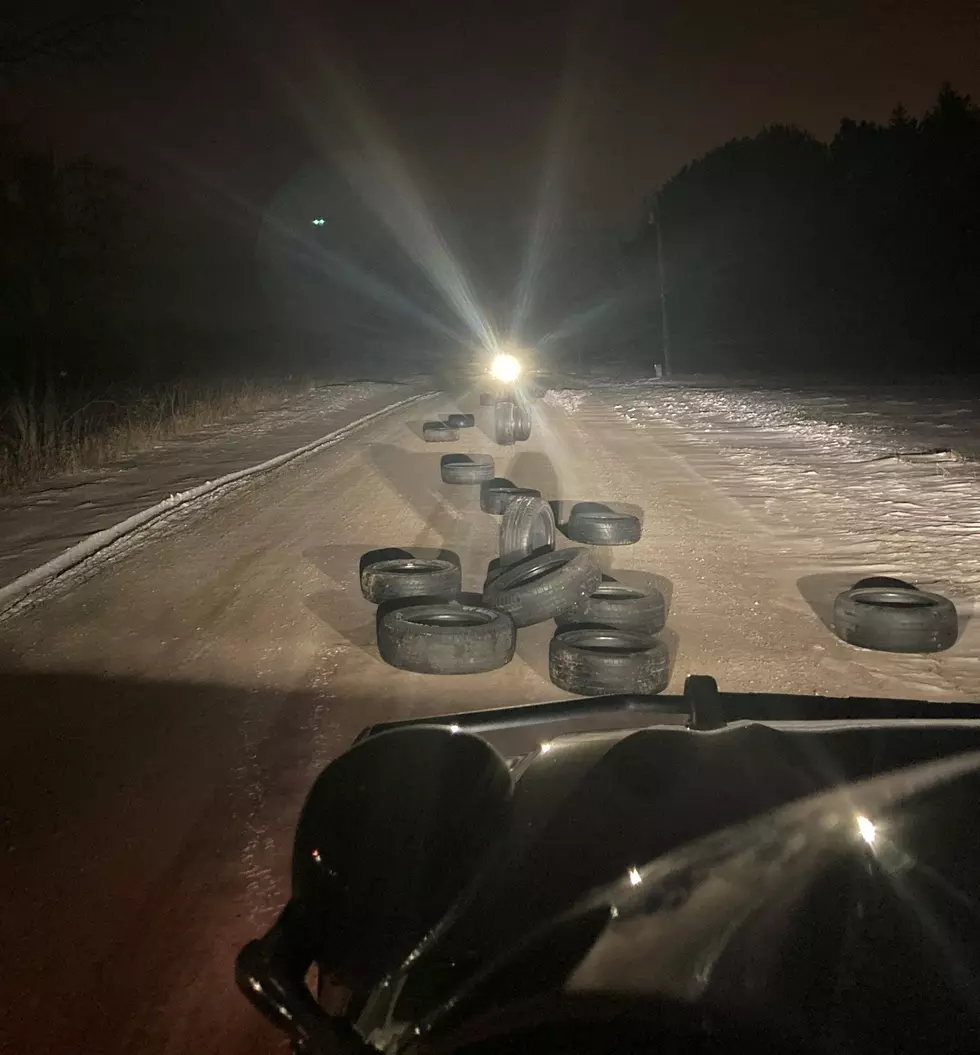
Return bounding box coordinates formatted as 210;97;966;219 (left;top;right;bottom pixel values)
2;5;980;1054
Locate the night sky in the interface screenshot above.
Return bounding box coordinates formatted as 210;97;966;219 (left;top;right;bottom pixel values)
3;0;979;229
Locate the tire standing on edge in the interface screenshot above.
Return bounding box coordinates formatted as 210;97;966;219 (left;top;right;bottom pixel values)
377;603;516;673
423;422;459;443
514;405;531;441
360;558;461;603
494;401;516;446
832;586;958;653
483;548;601;627
555;580;667;633
549;627;669;695
440;454;495;484
499;494;556;566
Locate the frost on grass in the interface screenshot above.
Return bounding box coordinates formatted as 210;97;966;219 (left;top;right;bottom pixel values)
606;382;980;599
0;383;412;590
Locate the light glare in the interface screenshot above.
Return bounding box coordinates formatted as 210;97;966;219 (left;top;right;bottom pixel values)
857;815;877;845
491;353;521;382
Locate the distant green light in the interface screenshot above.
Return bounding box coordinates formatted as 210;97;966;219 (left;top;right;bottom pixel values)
312;217;326;226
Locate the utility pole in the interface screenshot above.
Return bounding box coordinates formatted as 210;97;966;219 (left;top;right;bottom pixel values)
652;190;672;378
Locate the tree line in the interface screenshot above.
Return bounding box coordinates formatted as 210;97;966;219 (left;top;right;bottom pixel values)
626;84;980;376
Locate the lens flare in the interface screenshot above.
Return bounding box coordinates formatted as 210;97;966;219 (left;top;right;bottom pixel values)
857;815;877;846
491;354;521;382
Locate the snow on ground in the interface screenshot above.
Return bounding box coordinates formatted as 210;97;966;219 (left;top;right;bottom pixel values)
0;381;421;588
554;378;980;698
598;380;980;581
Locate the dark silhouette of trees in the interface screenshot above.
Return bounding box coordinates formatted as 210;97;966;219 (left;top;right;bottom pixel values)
633;84;980;376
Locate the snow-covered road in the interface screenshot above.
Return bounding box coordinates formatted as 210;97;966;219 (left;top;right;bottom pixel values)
2;381;978;1054
0;380;421;591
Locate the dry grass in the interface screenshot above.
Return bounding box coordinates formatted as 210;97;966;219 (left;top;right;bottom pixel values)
0;378;314;492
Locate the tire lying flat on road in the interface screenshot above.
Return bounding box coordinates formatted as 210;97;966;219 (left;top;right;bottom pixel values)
423;422;459;442
361;557;461;603
832;586;958;653
549;627;670;696
440;454;495;484
481;479;541;515
564;505;642;545
446;413;475;428
378;603;516;674
494;402;517;446
483;548;601;627
500;494;556;566
555;580;667;634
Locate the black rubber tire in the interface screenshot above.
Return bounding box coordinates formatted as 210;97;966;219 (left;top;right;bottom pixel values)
514;405;532;441
852;575;916;591
483;548;601;627
423;422;459;443
446;413;475;428
494;401;516;446
483;557;504;591
832;586;958;653
479;392;495;406
481;479;541;514
564;506;642;545
360;558;461;604
500;494;556;566
440;453;495;484
555;580;667;633
377;603;516;674
549;627;670;696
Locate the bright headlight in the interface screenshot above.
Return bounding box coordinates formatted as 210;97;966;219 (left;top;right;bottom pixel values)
490;353;521;382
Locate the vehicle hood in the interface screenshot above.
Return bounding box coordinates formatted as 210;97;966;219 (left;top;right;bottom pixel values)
401;748;980;1055
357;704;980;1050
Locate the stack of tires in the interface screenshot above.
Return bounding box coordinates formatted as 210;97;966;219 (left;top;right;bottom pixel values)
360;447;517;676
481;491;668;696
362;402;670;695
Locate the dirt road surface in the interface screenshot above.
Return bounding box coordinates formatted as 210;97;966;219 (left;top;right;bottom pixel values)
2;387;977;1054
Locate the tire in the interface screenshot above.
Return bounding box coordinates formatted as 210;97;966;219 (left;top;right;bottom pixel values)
360;558;461;604
514;405;532;441
483;548;601;627
440;454;495;484
494;402;516;446
484;557;504;591
549;627;670;696
423;422;459;443
377;603;516;674
564;506;642;545
480;479;541;514
555;579;667;633
447;413;475;428
852;576;916;591
500;494;556;566
479;393;495;406
832;586;958;653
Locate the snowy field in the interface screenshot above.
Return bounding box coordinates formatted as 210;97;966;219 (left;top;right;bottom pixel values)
548;377;980;699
